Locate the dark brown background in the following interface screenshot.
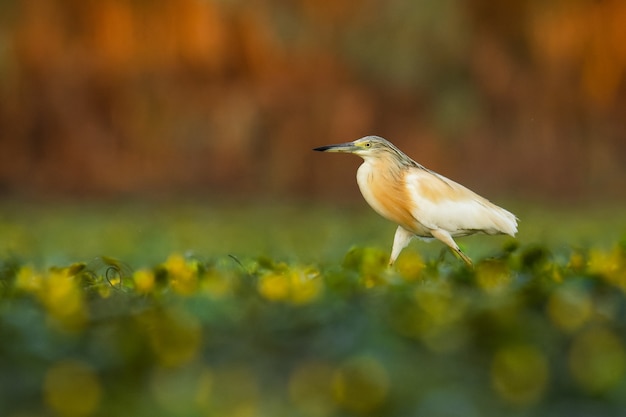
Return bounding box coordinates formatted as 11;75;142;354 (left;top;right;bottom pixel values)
1;0;624;201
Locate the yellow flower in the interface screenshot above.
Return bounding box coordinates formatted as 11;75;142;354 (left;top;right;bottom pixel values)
258;272;290;302
289;268;322;305
258;266;322;305
134;269;156;294
42;269;87;331
394;251;425;282
164;254;198;295
15;265;43;293
588;248;626;290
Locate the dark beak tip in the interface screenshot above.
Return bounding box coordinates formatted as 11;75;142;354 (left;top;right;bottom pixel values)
313;146;328;152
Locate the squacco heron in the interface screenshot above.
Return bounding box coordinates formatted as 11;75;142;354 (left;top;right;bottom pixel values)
314;136;518;266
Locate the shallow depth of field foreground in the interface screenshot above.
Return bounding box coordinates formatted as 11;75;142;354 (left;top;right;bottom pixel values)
1;202;626;417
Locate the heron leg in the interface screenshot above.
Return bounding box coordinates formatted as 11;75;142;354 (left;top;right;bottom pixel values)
430;229;473;267
389;226;414;266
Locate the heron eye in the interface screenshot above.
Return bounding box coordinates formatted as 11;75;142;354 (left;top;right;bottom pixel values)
365;142;371;147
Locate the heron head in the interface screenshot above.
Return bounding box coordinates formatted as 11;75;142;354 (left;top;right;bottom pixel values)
313;136;392;157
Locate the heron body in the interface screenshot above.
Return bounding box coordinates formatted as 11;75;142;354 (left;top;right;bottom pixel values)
314;136;518;266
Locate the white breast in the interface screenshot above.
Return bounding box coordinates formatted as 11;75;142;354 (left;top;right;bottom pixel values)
356;161;389;219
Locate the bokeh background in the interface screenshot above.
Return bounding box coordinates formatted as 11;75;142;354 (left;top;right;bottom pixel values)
1;0;625;201
2;3;626;417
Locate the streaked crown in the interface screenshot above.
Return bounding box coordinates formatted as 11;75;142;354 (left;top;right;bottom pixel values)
353;136;416;167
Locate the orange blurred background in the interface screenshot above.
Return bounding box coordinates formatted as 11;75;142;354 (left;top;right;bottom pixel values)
0;0;624;201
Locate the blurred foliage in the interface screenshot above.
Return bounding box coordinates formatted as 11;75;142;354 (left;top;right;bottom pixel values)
2;240;626;416
0;0;625;199
1;202;626;416
1;200;625;266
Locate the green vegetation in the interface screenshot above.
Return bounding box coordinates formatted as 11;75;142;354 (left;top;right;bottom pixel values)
1;202;626;417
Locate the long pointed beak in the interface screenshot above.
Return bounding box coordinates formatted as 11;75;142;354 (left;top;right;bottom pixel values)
313;142;358;153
